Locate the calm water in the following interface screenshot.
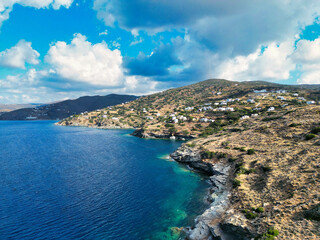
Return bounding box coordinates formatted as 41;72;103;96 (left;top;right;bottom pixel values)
0;121;209;240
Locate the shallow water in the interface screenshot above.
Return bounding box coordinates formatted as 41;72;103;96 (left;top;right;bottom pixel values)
0;121;209;240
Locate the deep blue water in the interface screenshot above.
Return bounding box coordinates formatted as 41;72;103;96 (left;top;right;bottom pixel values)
0;121;209;240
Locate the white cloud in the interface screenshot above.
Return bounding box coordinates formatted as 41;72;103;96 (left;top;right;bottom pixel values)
99;29;108;36
93;0;320;56
0;68;40;88
0;40;40;69
45;33;124;86
293;38;320;84
215;42;295;81
92;0;320;85
0;0;73;27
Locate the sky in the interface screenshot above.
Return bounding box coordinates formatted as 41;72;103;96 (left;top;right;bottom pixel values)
1;1;320;103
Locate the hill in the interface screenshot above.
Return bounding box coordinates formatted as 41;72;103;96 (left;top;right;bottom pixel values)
57;79;320;239
58;79;320;138
0;103;40;113
0;94;138;120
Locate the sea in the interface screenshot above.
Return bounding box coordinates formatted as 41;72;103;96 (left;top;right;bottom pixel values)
0;121;209;240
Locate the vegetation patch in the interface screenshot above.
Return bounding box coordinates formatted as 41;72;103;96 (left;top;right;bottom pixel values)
247;148;255;155
305;133;316;140
242;209;258;219
311;127;320;134
233;179;241;188
255;227;279;240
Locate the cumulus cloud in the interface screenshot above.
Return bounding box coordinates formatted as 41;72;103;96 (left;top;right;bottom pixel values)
91;0;320;85
293;38;320;84
93;0;320;56
0;0;73;27
215;42;295;81
0;40;40;69
0;68;42;89
45;33;124;87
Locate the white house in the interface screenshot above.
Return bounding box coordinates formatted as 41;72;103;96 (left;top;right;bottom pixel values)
277;96;286;101
268;107;275;111
307;101;316;105
240;115;250;120
199;118;208;122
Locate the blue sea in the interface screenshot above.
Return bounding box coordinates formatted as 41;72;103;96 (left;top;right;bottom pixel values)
0;121;209;240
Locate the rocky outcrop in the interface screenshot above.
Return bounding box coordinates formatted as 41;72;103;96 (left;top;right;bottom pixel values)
170;146;214;174
170;145;250;240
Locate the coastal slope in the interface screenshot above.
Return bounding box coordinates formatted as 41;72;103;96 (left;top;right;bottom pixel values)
57;79;320;239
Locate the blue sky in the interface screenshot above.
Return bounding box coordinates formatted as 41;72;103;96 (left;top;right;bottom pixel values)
0;0;320;103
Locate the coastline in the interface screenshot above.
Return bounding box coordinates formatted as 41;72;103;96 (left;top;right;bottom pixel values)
56;122;239;239
170;144;240;240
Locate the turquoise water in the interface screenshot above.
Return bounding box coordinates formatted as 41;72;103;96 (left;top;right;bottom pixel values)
0;121;209;239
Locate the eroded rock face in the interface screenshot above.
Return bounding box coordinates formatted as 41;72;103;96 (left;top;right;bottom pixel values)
170;146;214;174
170;145;243;240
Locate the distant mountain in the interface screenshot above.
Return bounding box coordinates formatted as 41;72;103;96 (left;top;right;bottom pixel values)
0;103;40;113
0;94;138;120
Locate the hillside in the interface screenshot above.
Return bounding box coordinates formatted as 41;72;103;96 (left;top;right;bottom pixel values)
0;94;138;120
171;105;320;239
58;79;320;138
57;79;320;239
0;103;40;113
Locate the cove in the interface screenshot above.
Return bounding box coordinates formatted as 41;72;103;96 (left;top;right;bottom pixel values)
0;121;209;240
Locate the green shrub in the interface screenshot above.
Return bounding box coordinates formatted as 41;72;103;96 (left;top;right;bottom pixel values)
186;143;196;148
311;127;320;134
255;227;279;240
247;149;255;155
256;207;265;213
228;157;237;162
217;152;227;159
306;133;316;140
233;179;241;188
182;130;189;135
289;123;298;127
267;227;279;236
245;211;258;219
262;166;272;172
239;147;246;152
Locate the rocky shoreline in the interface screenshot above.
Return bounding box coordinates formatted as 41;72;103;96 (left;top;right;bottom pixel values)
170;144;252;240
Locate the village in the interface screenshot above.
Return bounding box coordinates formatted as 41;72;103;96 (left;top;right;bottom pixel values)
62;82;319;139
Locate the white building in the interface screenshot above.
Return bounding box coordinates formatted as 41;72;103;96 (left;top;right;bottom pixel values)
268;107;275;111
240;115;250;120
185;107;194;111
277;96;286;101
199;118;208;122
